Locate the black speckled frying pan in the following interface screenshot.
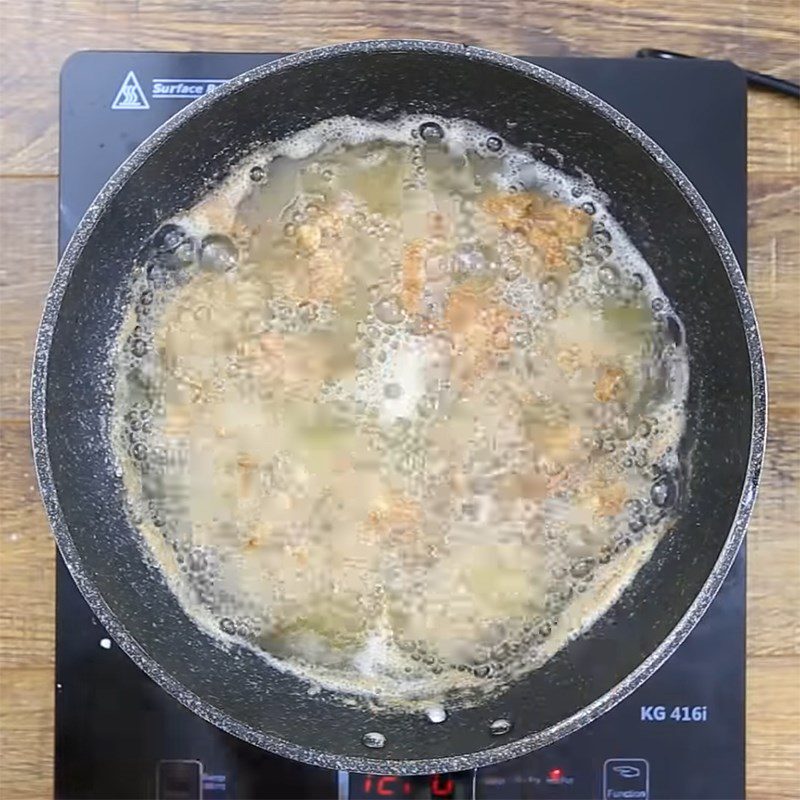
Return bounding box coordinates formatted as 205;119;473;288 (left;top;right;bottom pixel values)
31;40;766;774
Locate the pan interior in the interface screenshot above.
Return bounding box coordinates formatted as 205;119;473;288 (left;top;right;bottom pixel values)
110;112;691;714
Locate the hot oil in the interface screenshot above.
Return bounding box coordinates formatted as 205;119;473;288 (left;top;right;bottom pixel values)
112;116;689;709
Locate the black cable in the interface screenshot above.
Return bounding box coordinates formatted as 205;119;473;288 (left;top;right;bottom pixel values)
636;48;800;99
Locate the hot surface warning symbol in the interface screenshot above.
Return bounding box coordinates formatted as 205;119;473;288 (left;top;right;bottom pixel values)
111;71;149;110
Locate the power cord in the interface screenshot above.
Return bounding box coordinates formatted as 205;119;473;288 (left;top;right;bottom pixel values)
636;48;800;99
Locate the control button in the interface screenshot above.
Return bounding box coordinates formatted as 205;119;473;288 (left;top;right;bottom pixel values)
603;759;649;799
156;759;203;800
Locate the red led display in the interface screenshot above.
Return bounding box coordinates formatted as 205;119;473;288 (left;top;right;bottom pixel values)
357;773;461;799
430;775;456;797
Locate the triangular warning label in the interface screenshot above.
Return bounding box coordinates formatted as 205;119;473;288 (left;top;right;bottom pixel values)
111;71;149;110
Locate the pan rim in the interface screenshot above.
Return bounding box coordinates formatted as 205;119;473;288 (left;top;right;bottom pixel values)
31;38;766;775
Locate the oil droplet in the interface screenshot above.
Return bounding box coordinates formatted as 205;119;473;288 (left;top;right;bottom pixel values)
425;705;447;724
362;731;386;749
489;718;512;736
99;638;112;650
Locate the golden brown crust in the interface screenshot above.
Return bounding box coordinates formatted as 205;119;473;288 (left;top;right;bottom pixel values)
482;191;590;272
401;240;427;315
366;492;423;545
594;365;626;402
590;482;628;517
444;279;515;384
307;249;345;303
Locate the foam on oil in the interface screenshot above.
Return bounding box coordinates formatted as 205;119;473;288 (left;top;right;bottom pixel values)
111;115;689;710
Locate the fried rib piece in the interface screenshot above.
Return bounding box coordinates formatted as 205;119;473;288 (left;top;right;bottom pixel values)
594;365;626;402
482;192;590;272
444;279;515;385
401;240;428;315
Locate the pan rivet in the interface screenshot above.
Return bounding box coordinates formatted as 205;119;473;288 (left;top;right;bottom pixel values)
362;731;386;749
425;706;447;724
489;718;512;736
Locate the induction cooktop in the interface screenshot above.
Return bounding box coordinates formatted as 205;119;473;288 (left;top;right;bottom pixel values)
57;51;747;800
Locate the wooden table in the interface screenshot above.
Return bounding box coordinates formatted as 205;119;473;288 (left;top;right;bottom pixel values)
1;2;797;798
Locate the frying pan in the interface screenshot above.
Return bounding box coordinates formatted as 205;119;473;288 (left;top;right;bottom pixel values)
31;41;766;774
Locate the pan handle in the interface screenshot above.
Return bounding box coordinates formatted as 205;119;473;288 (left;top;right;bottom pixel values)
636;48;800;99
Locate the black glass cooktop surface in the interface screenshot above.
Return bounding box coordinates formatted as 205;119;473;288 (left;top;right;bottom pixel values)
57;51;747;800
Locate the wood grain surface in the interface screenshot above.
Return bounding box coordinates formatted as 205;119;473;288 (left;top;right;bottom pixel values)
1;2;798;798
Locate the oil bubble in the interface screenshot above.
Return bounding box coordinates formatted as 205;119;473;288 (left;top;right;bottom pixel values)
131;442;147;461
593;227;612;244
570;558;595;580
486;136;503;152
152;224;188;254
384;383;403;399
473;663;492;678
200;234;238;272
187;549;207;572
584;250;603;268
665;315;684;347
541;276;561;298
419;122;445;143
598;265;620;286
374;297;403;325
651;475;677;508
628;515;646;533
